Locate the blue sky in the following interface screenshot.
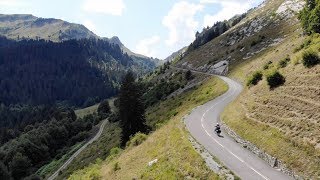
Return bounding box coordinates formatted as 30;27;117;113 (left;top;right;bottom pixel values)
0;0;263;59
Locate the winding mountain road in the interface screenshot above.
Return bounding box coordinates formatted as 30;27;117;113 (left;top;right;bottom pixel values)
184;73;292;180
47;119;108;180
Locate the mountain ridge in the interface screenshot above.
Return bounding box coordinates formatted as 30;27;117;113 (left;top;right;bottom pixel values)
0;14;158;62
0;14;98;41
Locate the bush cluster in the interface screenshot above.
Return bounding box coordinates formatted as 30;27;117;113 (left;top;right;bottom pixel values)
266;71;286;89
302;50;320;68
278;57;290;68
246;71;263;87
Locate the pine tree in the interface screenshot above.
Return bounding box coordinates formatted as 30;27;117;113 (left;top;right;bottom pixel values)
119;72;147;146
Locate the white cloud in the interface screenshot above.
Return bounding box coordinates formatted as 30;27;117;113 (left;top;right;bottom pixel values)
82;0;125;16
163;1;203;47
0;0;25;7
83;20;97;33
135;36;161;57
201;0;256;27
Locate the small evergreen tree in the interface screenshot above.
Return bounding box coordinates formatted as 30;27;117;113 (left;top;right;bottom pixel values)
119;72;147;146
97;99;111;119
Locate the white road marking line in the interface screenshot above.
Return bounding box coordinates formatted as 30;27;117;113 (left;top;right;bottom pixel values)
200;79;270;180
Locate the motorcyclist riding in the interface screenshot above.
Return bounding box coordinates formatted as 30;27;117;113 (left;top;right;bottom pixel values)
215;123;221;135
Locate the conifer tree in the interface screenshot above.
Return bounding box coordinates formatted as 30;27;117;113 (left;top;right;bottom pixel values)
119;72;147;145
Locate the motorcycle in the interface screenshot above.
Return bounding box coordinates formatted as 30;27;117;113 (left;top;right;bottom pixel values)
215;124;222;136
215;127;221;136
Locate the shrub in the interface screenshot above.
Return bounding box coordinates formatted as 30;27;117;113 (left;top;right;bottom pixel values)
109;147;122;156
113;162;121;171
126;132;147;147
302;50;320;68
266;71;285;89
246;71;263;87
250;35;265;47
278;57;290;68
251;40;258;47
106;147;122;162
263;61;273;70
185;70;193;80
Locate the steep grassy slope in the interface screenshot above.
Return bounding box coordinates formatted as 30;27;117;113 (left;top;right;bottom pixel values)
68;77;228;179
222;34;320;178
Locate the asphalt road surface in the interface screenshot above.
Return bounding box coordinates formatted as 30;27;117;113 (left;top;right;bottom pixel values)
47;119;108;180
185;75;292;180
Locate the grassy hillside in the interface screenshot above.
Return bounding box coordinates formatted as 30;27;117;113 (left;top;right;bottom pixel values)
222;33;320;178
68;76;228;179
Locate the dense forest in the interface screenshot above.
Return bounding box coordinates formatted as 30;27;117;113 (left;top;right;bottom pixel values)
0;36;153;107
0;106;107;180
0;104;56;145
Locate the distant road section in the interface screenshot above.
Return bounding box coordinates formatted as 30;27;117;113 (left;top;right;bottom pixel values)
47;119;108;180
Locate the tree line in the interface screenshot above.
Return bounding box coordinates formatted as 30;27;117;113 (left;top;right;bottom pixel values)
187;13;246;52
